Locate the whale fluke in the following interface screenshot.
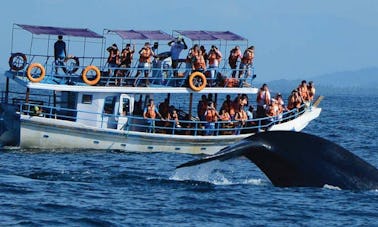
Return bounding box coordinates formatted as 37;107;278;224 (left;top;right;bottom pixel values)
177;131;378;190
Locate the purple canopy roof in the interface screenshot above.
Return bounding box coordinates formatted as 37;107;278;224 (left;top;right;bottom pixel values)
109;30;173;40
174;30;247;41
16;24;103;39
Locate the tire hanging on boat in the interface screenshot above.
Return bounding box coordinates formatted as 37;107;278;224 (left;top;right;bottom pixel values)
82;65;101;86
188;71;207;91
9;52;27;71
26;63;46;83
62;55;80;74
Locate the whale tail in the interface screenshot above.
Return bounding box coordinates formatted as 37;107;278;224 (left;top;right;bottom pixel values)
177;131;378;190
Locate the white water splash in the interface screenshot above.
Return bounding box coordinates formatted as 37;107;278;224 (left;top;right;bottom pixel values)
323;184;342;190
171;160;265;186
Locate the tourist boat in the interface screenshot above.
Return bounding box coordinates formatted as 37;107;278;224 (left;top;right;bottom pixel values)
0;24;322;155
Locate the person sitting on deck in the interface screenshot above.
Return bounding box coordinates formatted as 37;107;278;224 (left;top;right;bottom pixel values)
143;99;163;133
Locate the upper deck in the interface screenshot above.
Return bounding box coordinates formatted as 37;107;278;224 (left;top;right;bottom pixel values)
5;24;258;94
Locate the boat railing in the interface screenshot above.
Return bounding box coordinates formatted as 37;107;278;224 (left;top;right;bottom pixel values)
16;101;308;136
8;52;256;88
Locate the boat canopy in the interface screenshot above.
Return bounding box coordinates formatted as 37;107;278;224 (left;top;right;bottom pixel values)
174;30;247;41
15;24;103;39
106;29;173;40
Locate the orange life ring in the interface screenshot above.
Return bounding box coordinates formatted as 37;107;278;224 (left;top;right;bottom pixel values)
82;65;101;86
26;63;46;83
9;52;27;71
189;72;207;91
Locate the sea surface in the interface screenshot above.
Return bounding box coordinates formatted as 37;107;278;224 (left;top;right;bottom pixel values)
0;93;378;226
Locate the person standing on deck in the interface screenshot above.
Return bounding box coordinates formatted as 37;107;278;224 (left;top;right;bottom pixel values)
168;37;188;77
54;35;67;74
143;99;163;133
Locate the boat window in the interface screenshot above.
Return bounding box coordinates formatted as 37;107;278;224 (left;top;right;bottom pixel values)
82;94;93;104
103;96;117;114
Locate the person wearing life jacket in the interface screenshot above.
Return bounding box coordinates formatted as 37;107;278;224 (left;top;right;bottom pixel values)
234;105;248;135
238;46;254;78
143;99;163;133
106;43;121;78
207;45;222;83
204;101;220;136
192;48;206;72
256;83;271;118
307;81;316;102
135;42;155;86
120;43;135;78
228;46;242;78
298;80;310;102
287;89;303;112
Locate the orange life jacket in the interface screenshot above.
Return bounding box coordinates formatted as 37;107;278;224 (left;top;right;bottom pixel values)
205;109;217;122
145;104;156;118
139;47;152;63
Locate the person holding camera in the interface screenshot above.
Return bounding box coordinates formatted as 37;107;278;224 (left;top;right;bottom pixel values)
207;45;222;85
135;42;155;86
168;37;187;76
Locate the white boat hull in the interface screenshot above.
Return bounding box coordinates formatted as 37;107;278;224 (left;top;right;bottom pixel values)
19;107;321;155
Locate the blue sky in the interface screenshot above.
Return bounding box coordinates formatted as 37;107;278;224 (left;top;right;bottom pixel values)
1;0;378;82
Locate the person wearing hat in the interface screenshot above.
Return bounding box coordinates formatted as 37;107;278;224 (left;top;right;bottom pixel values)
54;35;67;74
168;37;187;77
135;42;155;86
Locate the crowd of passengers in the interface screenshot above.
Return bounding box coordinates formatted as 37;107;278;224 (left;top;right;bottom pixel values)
137;80;316;135
104;36;255;86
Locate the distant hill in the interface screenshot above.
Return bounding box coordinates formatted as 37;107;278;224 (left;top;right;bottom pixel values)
261;67;378;96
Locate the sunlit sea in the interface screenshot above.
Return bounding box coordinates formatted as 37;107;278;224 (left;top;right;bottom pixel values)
1;92;378;226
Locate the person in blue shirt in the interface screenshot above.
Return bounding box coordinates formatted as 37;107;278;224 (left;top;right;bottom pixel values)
168;37;187;77
54;35;67;74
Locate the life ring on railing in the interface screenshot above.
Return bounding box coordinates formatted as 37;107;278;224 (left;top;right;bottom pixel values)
188;72;207;91
26;63;46;83
82;65;101;86
9;52;27;71
63;55;80;74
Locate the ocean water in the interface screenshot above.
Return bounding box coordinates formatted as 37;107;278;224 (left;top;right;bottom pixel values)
0;93;378;226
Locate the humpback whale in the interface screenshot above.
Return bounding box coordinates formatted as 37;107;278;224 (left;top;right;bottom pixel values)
177;131;378;190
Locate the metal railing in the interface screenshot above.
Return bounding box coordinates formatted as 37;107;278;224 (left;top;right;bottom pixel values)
17;102;308;136
8;53;256;88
